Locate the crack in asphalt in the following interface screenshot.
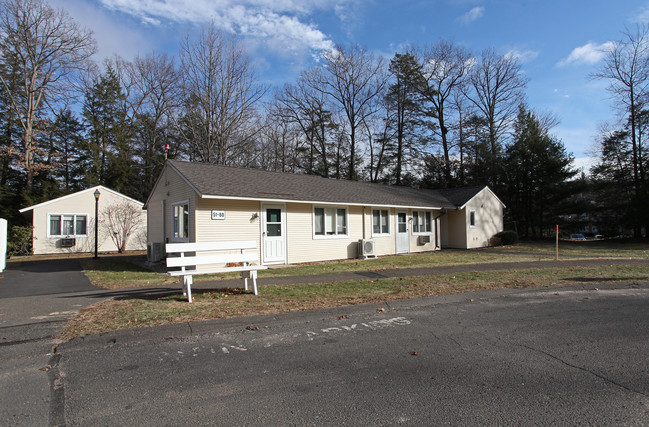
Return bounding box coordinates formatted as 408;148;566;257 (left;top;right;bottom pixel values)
513;341;649;399
0;336;54;347
47;352;66;427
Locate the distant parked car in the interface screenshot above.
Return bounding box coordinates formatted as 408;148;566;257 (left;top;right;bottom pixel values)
595;234;604;240
570;234;587;241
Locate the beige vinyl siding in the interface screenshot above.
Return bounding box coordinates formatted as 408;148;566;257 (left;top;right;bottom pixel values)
367;207;396;256
443;188;504;249
147;166;198;245
440;214;449;248
445;210;468;249
182;199;263;271
286;203;364;263
409;209;439;253
32;189;145;255
195;198;261;246
465;188;504;248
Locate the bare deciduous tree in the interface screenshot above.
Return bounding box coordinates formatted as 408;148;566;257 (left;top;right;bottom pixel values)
464;49;528;162
274;73;335;177
417;40;472;185
314;45;387;180
130;51;180;195
101;201;145;253
0;0;95;191
259;109;301;173
592;25;649;237
593;25;649;206
178;22;266;164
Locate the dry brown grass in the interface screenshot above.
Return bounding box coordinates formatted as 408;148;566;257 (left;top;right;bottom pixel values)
60;264;649;339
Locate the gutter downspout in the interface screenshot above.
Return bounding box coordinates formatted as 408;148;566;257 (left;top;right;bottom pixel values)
362;206;366;240
434;209;447;249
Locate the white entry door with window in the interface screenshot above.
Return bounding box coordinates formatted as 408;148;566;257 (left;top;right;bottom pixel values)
262;204;286;264
396;210;409;253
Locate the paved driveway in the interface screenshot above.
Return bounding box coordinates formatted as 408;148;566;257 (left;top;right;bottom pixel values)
0;258;105;425
0;258;96;299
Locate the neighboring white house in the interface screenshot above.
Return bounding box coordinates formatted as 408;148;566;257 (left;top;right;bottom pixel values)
19;185;147;255
144;160;505;265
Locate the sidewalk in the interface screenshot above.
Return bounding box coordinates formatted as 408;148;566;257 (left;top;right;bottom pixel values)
90;257;649;299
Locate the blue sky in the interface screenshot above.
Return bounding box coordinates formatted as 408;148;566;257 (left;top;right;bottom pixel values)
51;0;649;170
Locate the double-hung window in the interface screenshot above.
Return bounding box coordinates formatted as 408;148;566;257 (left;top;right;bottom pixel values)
173;201;189;240
314;206;347;237
412;211;432;233
49;214;87;237
372;209;390;235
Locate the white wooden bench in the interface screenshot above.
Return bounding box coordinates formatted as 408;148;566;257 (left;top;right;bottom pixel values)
165;240;267;303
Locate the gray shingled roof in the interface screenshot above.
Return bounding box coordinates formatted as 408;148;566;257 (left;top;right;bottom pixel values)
437;186;489;208
166;160;485;209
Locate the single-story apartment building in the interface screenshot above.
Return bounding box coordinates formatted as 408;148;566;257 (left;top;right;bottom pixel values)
144;160;505;265
20;185;147;255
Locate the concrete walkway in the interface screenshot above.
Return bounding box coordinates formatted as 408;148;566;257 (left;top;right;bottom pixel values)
161;257;649;293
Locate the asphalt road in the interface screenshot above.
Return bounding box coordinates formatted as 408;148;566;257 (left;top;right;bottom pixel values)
55;281;649;425
0;258;100;426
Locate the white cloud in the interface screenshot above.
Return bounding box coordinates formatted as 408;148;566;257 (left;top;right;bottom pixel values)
458;6;484;24
98;0;336;55
505;49;539;63
572;156;598;173
557;41;615;67
631;4;649;23
51;0;153;60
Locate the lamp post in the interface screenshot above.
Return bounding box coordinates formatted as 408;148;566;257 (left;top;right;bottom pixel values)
93;189;100;259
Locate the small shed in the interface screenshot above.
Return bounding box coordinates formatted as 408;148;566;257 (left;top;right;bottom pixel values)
19;185;147;255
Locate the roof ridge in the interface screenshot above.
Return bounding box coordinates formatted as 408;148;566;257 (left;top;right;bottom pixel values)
167;160;494;209
169;159;446;191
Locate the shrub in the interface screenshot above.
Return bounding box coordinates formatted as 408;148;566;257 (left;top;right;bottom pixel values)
7;225;33;256
494;230;518;246
489;236;502;247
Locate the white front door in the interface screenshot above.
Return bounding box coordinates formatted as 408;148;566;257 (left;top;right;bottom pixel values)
262;204;286;264
396;210;409;253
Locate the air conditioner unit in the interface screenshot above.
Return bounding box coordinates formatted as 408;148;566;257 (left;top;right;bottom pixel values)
60;237;75;248
147;242;164;262
359;239;376;259
418;235;431;245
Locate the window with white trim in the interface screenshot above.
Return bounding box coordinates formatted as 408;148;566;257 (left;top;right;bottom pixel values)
48;214;88;237
469;210;476;228
412;211;432;233
314;206;347;236
372;209;390;235
172;201;189;240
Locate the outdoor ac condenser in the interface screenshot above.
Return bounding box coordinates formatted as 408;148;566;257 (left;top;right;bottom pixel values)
359;239;377;259
147;242;164;262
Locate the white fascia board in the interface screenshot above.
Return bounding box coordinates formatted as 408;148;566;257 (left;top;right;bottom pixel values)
143;161;202;210
19;185;143;213
200;194;445;210
456;186;506;210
